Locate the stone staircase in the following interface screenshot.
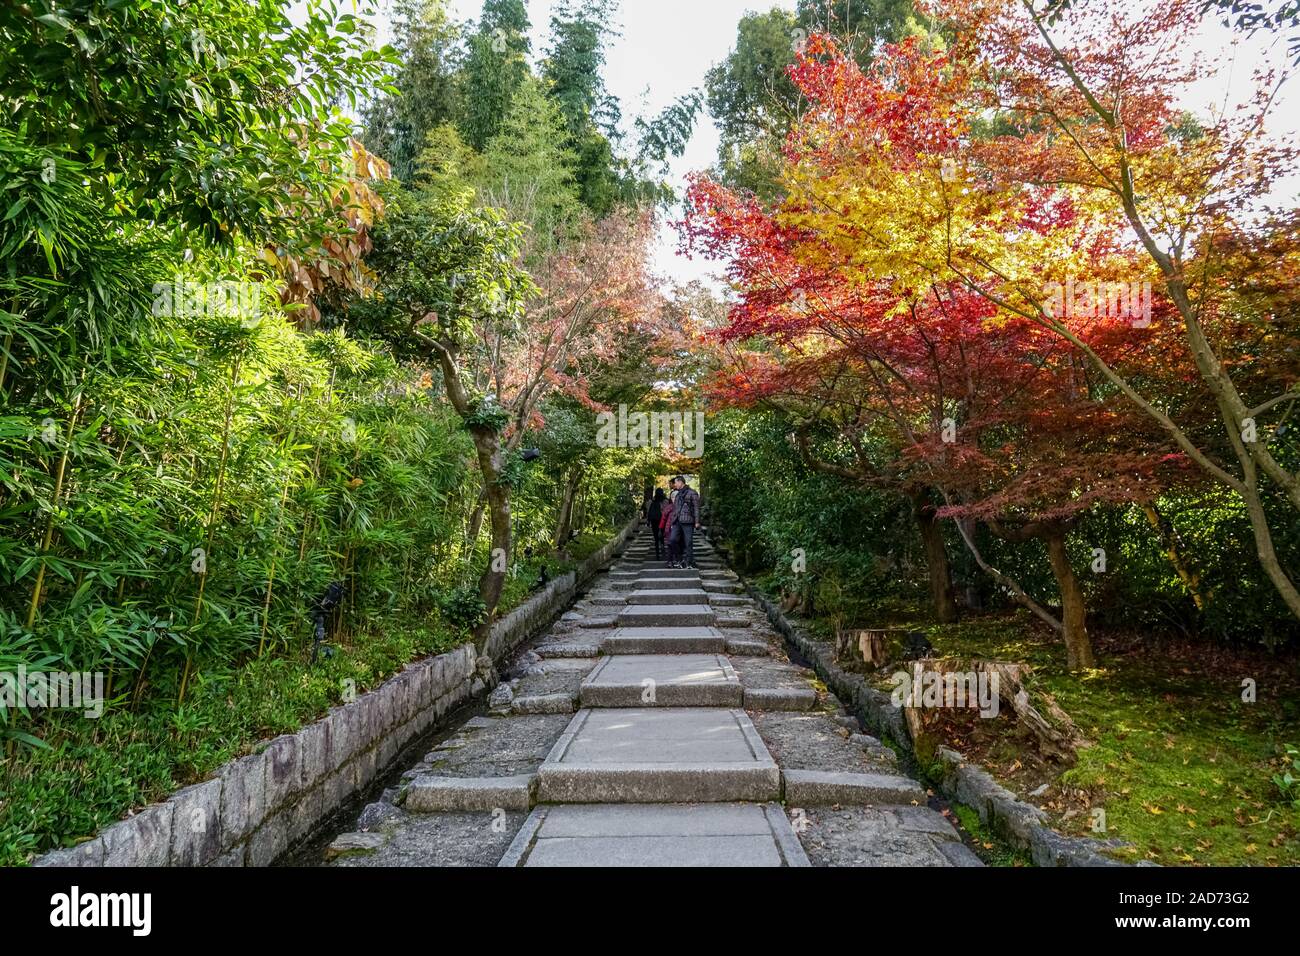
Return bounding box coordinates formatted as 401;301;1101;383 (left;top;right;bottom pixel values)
325;532;982;868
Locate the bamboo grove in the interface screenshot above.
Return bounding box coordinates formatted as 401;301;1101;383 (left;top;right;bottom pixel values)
0;0;685;861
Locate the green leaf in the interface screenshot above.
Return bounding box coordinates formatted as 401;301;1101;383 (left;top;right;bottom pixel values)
35;13;74;33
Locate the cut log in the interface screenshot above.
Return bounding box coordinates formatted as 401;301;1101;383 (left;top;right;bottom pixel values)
982;660;1086;761
896;657;1088;763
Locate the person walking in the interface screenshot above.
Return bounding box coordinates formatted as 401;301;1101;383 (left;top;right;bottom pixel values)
671;475;701;568
661;488;680;567
647;488;666;560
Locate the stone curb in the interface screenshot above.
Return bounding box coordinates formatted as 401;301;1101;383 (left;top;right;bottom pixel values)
763;803;813;867
33;519;639;868
496;806;549;867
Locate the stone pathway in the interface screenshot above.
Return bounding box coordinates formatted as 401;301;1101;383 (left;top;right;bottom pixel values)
324;533;982;867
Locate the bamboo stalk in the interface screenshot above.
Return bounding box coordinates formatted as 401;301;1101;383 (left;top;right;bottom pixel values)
258;422;300;658
298;370;334;562
129;638;155;712
0;330;13;396
25;392;83;630
181;355;241;705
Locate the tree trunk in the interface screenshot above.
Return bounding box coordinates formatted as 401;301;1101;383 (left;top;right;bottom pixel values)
836;627;897;669
573;487;587;534
471;432;510;652
913;494;959;624
423;334;512;655
1043;527;1095;671
950;510;1064;634
1140;502;1207;610
906;658;1087;761
466;486;487;549
553;466;582;550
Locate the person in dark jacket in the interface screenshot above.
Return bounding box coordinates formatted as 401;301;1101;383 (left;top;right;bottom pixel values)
671;476;701;568
647;488;666;559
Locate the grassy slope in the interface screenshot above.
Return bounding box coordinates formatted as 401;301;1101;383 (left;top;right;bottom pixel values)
758;572;1300;866
1;531;613;866
920;615;1300;866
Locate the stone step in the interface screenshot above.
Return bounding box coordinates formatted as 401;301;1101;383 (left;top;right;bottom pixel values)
724;637;771;656
619;571;701;582
535;640;601;658
626;588;709;605
499;803;809;867
580;654;742;707
610;576;702;591
405;774;537;812
743;687;817;711
616;604;716;627
602;627;727;655
536;708;781;803
781;770;926;806
708;594;749;607
701;581;742;594
512;692;578;714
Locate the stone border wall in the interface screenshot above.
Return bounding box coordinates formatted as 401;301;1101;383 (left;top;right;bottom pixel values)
737;578;1141;867
34;519;639;868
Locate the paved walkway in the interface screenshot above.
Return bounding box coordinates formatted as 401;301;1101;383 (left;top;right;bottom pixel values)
324;533;982;867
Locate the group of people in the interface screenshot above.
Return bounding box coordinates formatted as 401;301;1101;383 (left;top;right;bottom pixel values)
643;475;701;569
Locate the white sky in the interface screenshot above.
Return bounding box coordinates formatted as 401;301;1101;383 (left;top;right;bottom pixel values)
367;0;778;290
352;0;1298;290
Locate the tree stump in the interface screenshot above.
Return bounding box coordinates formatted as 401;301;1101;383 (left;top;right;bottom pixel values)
895;657;1088;763
902;660;937;759
835;627;916;671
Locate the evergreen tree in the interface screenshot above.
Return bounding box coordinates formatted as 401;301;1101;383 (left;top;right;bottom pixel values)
795;0;917;60
704;8;802;200
543;0;621;140
541;0;624;217
459;0;532;150
477;77;583;259
361;0;462;184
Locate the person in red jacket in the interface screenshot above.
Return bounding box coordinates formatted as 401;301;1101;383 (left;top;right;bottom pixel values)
659;489;679;566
